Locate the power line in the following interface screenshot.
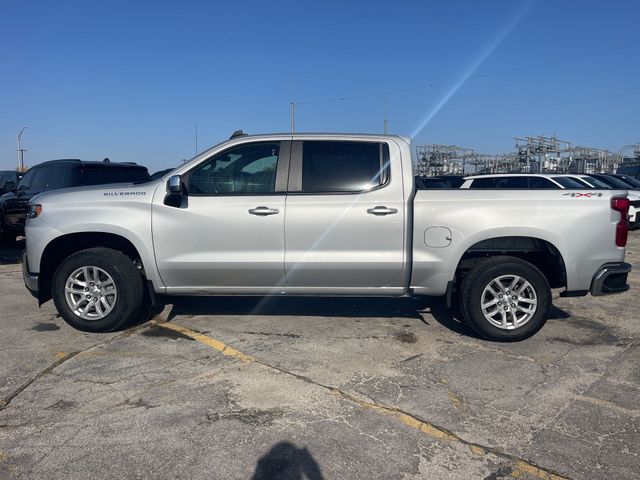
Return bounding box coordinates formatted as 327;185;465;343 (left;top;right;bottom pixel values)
294;43;638;107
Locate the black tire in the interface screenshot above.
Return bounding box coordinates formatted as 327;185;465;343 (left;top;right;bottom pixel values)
52;247;144;332
0;226;17;245
458;256;551;342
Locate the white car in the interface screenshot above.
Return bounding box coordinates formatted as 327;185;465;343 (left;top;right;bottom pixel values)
460;173;586;189
554;174;639;228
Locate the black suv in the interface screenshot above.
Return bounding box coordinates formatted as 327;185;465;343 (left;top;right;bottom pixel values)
0;159;150;244
0;170;24;195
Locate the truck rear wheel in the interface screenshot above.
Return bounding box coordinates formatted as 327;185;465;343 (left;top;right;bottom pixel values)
52;247;144;332
459;256;551;341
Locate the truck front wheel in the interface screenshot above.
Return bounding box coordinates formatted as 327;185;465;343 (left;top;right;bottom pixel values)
459;256;551;341
52;247;144;332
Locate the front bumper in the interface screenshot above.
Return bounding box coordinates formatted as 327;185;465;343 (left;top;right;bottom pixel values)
590;262;632;296
22;252;39;299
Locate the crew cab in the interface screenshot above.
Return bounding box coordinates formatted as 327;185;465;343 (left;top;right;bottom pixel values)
22;133;632;341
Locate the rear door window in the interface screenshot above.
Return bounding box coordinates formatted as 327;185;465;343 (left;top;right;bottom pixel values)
301;141;388;193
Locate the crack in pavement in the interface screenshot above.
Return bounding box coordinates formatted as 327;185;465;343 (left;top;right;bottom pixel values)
0;320;159;413
0;351;81;412
155;321;571;480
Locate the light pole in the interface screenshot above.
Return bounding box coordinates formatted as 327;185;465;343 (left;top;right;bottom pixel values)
16;126;28;171
384;97;388;134
290;102;295;133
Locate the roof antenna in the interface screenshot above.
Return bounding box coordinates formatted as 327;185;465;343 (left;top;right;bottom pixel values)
230;130;247;139
103;157;110;163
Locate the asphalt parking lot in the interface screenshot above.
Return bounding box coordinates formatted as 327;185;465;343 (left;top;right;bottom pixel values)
0;234;638;480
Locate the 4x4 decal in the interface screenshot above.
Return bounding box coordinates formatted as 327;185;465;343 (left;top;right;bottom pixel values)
563;192;603;198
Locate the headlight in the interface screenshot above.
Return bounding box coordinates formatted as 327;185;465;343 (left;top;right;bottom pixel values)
26;204;42;219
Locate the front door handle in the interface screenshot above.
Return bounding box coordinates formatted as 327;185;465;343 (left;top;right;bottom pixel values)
249;206;280;216
367;206;398;216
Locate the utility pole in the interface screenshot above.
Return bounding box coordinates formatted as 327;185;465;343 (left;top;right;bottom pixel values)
16;126;28;171
290;102;295;133
384;97;388;134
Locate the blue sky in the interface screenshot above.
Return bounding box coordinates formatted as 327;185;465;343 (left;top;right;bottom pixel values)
0;0;638;171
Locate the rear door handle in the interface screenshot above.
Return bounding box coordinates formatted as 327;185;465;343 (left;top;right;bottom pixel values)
249;206;280;216
367;206;398;216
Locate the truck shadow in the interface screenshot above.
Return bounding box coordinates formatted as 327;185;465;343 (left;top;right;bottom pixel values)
161;296;572;341
167;295;434;321
163;295;486;338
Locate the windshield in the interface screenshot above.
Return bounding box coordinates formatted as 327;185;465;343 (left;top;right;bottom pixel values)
17;169;35;190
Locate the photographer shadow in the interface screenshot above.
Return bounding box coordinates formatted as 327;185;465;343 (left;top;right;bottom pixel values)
251;441;324;480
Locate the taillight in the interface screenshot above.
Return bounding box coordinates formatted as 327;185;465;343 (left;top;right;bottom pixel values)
611;197;630;247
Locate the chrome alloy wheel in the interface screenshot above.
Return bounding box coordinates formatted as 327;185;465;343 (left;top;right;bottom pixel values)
480;274;538;330
64;266;117;320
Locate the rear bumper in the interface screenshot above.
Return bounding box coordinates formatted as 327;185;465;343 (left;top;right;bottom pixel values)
22;252;39;299
590;262;632;296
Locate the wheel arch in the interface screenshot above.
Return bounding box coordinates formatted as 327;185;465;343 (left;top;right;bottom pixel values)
38;232;150;305
453;235;567;290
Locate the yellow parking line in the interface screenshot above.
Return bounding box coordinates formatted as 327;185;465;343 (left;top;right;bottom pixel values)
158;322;254;363
512;461;568;480
152;321;569;480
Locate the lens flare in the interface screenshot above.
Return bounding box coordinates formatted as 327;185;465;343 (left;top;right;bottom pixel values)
411;1;535;138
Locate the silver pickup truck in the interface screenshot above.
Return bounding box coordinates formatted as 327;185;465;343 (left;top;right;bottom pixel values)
22;133;632;341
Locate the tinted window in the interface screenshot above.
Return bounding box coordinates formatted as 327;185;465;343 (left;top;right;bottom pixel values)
528;177;556;189
550;176;585;189
440;176;466;188
301;141;387;193
469;177;499;188
613;175;640;188
17;169;36;190
41;166;73;189
16;165;73;190
492;176;528;188
579;176;610;188
189;142;279;194
76;166;150;185
416;177;447;189
590;175;630;189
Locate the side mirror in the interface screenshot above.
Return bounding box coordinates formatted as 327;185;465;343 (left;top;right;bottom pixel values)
164;175;185;208
167;175;182;194
2;181;16;193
